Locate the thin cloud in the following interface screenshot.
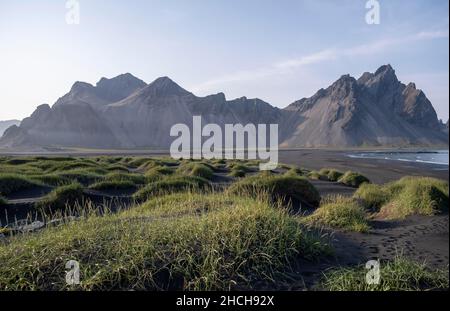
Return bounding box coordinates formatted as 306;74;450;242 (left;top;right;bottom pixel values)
192;29;449;93
415;30;449;39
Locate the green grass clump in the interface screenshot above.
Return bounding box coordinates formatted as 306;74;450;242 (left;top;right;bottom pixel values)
89;180;136;191
45;161;98;173
229;169;246;178
308;170;328;181
177;163;214;180
127;157;154;168
146;165;174;176
304;196;370;232
29;173;69;186
353;183;390;212
133;176;211;202
144;166;174;183
227;163;251;172
0;196;7;206
105;164;129;172
212;159;226;165
318;168;331;176
326;169;344;182
55;169;103;185
322;257;449;291
338;171;370;188
379;177;448;219
0;174;41;196
354;177;448;219
104;172;146;185
284;168;304;177
35;183;85;212
228;175;321;207
0;193;328;290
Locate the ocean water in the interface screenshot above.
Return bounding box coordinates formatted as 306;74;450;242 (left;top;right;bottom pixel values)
348;150;449;166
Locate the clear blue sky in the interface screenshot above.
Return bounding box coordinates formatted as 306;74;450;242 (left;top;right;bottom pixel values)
0;0;448;121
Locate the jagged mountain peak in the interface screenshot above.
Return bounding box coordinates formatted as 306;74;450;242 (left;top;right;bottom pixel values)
95;73;147;102
70;81;95;92
357;64;398;86
375;64;395;75
331;74;358;87
96;73;146;88
56;74;147;107
142;76;191;97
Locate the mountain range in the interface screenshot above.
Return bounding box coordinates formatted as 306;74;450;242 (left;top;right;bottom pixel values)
0;65;448;150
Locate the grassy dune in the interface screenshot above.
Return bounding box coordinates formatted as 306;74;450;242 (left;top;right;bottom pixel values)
35;183;85;212
0;156;448;291
0;193;328;290
228;175;321;207
355;176;449;219
0;174;42;195
305;196;370;232
133;176;211;202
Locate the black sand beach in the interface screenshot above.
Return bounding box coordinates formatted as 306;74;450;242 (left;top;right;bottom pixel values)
1;149;448;289
278;149;449;184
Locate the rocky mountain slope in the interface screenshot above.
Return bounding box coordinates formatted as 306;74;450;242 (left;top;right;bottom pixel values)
0;65;447;150
282;65;448;147
0;120;20;137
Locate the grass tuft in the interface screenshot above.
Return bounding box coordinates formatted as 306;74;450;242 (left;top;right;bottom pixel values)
89;180;136;191
338;171;370;188
354;177;448;219
308;170;328;181
304;196;370;232
176;163;214;180
322;257;449;291
228;175;321;207
353;183;390;212
35;183;85;212
326;169;344;182
133;176;211;202
284;168;304;177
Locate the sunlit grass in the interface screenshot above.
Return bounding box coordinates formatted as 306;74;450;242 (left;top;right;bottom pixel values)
304;195;370;232
322;257;449;291
0;192;329;291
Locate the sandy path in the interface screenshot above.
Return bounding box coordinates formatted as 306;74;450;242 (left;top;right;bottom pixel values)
285;214;449;290
333;214;449;269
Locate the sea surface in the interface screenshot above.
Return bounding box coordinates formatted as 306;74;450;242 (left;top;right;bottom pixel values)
348;150;449;166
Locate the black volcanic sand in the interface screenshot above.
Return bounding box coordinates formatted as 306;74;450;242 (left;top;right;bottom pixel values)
278;149;449;184
277;149;449;287
287;215;449;290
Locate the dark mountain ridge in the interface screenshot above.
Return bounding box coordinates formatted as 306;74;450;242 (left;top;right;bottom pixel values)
1;65;447;150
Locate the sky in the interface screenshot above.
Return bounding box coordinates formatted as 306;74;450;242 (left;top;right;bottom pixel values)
0;0;449;121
